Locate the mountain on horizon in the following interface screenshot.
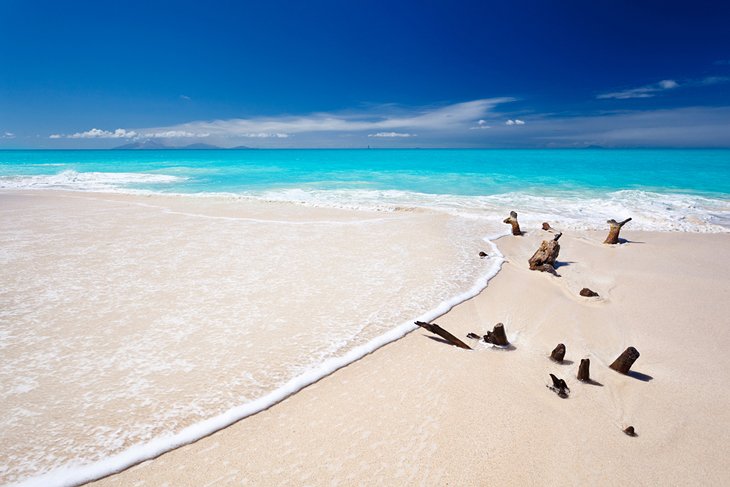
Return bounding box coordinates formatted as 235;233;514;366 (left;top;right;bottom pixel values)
113;141;224;150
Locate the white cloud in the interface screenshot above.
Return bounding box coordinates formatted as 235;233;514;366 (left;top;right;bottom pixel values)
180;95;191;100
658;79;679;89
1;132;15;139
50;128;211;139
65;128;138;139
597;79;679;99
144;130;210;138
240;132;289;138
368;132;416;137
505;119;525;125
470;119;490;130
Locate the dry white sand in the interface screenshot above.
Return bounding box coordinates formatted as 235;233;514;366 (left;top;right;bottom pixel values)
2;190;729;486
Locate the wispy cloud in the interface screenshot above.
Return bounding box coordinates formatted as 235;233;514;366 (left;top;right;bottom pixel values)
1;132;15;139
699;76;730;85
49;128;210;139
240;132;289;138
505;119;525;125
597;79;679;99
368;132;416;138
48;98;513;145
507;106;730;148
136;98;513;139
180;94;191;100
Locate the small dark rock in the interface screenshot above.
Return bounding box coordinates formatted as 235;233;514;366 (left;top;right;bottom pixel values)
542;222;552;231
548;373;570;398
550;343;566;362
579;287;599;297
478;251;488;258
624;426;637;437
466;332;481;340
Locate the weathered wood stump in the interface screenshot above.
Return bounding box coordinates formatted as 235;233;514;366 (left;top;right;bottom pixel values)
609;347;640;374
623;426;637;437
542;222;552;231
484;323;509;346
414;321;471;350
478;251;488;258
548;373;570;398
503;211;522;236
604;217;632;244
577;358;591;381
528;232;562;275
579;287;599;297
550;343;566;362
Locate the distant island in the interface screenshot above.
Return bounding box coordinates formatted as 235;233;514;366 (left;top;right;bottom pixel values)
113;141;253;150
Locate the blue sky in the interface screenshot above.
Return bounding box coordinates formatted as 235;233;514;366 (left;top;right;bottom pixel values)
1;0;729;148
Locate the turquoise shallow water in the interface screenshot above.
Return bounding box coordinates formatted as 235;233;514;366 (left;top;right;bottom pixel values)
1;148;729;196
1;149;729;231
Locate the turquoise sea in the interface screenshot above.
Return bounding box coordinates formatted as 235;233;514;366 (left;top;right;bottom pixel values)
2;148;729;231
1;148;729;195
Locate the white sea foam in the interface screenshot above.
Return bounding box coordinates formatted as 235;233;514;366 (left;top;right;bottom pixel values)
10;232;506;487
246;188;730;233
0;170;184;191
2;169;727;232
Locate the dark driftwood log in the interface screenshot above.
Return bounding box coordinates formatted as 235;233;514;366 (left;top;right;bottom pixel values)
624;426;637;437
414;321;471;350
549;373;570;398
579;287;599;297
484;323;509;346
478;251;488;258
503;211;522;236
577;358;591;381
604;218;632;244
609;347;640;374
550;343;566;362
542;222;552;231
466;332;481;340
528;232;562;275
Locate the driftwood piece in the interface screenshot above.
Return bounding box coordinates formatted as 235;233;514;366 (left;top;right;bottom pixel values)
579;288;599;297
483;323;509;346
609;347;640;374
542;222;553;231
478;251;488;258
528;232;562;275
548;373;570;398
466;332;481;340
550;343;566;362
503;211;522;236
623;426;637;437
577;358;591;381
604;217;632;244
414;321;471;350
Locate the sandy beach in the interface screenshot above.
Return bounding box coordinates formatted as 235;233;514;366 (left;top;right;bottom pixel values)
2;190;728;486
89;228;730;486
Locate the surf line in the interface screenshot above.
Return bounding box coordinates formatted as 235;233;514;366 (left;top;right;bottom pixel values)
15;231;508;487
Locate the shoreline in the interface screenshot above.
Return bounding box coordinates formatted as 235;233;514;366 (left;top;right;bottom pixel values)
2;190;502;486
2;190;730;486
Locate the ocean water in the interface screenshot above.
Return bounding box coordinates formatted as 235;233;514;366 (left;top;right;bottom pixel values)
1;149;729;231
1;149;729;486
